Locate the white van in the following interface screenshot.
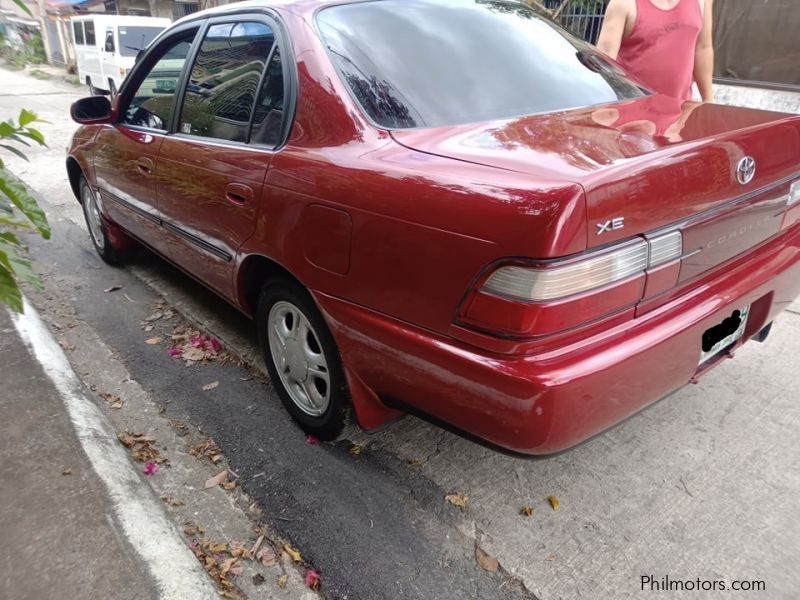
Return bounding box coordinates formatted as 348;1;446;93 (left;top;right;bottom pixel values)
71;15;170;96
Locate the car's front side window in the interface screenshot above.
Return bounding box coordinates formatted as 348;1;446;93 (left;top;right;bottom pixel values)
177;21;277;144
105;29;115;53
122;33;196;131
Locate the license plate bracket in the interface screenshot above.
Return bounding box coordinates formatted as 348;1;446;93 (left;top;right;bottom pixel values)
699;306;750;364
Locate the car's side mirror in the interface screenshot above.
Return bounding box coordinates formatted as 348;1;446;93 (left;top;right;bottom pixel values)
70;96;113;124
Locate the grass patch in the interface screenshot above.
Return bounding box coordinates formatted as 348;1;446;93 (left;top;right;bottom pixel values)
28;69;53;80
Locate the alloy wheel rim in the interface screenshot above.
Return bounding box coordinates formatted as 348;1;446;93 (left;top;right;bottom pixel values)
83;185;105;251
267;300;330;417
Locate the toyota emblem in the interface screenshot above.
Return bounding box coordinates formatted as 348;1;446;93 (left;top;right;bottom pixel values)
736;156;756;185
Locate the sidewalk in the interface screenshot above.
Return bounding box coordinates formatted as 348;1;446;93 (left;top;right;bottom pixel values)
0;304;215;600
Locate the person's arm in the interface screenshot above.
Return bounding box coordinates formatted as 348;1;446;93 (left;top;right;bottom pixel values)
693;0;715;102
596;0;632;60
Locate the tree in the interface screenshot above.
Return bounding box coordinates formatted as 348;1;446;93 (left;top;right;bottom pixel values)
0;1;50;312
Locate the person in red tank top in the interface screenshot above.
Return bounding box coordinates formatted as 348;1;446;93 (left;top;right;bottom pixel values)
597;0;714;101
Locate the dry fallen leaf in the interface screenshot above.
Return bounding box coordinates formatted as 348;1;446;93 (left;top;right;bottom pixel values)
445;492;468;509
220;557;242;577
189;440;223;463
205;469;229;489
348;445;362;456
545;554;557;561
223;480;236;491
284;544;302;563
256;546;278;567
520;505;534;517
100;392;123;409
408;458;423;466
228;540;251;559
182;346;206;362
57;336;75;351
62;467;72;476
202;381;219;391
169;420;190;437
183;522;199;536
548;495;560;510
206;541;228;554
475;546;500;572
145;336;164;345
277;574;288;589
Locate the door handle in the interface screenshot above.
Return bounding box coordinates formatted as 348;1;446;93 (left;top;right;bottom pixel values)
136;157;154;176
225;183;253;205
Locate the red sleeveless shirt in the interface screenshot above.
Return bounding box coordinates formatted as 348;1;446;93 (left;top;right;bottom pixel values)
616;0;702;100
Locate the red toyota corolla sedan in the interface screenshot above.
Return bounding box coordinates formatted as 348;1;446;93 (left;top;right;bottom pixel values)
67;0;800;454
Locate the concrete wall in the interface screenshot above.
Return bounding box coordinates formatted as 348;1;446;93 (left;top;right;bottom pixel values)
713;83;800;115
116;0;152;15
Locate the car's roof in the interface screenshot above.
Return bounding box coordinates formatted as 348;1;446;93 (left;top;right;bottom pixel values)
173;0;346;25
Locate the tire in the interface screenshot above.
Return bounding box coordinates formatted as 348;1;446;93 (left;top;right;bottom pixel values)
257;277;351;440
79;175;132;265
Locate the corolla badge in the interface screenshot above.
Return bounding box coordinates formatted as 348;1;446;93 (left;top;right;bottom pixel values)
736;156;756;185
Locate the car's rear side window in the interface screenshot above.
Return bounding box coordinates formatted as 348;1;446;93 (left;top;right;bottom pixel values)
249;47;285;146
178;22;277;144
317;0;646;129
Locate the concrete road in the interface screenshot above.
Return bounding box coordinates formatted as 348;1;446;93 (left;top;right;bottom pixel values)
2;66;799;599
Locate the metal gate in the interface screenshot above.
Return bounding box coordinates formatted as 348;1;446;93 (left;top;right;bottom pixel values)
542;0;608;45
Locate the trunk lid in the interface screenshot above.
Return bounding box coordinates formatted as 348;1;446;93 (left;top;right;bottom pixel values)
391;94;800;276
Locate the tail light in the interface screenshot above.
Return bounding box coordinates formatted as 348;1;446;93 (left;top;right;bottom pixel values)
789;180;800;207
781;178;800;230
458;233;682;337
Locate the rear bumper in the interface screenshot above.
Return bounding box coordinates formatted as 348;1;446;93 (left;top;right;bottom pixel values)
318;225;800;455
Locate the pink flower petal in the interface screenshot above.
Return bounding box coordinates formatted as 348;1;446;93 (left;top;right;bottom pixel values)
143;461;158;476
305;569;321;589
168;347;183;357
209;337;222;352
306;434;319;445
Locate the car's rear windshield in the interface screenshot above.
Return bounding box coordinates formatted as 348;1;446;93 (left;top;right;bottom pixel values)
119;26;165;57
316;0;646;129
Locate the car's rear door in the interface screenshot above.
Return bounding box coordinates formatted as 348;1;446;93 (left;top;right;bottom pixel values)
155;14;288;299
92;23;200;254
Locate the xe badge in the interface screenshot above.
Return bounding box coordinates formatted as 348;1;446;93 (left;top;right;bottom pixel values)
596;217;624;235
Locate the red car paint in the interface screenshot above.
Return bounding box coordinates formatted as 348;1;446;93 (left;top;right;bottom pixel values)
67;0;800;454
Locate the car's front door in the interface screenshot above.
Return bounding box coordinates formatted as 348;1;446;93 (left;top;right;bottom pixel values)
156;17;287;299
93;25;199;254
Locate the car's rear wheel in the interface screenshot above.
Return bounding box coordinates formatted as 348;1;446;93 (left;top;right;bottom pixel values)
79;176;133;265
257;278;351;440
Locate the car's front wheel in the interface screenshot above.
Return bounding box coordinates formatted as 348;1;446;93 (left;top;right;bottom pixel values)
79;176;133;265
257;278;351;440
